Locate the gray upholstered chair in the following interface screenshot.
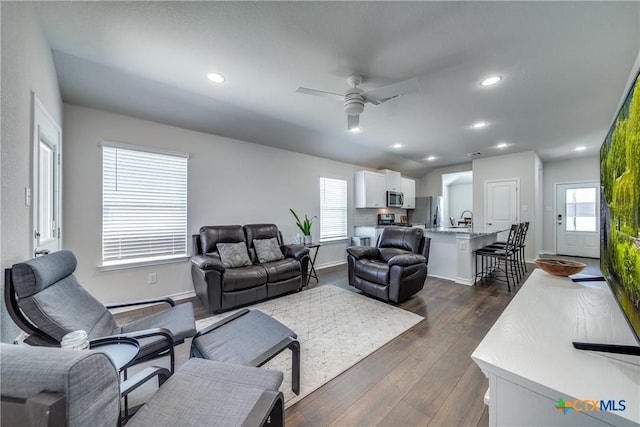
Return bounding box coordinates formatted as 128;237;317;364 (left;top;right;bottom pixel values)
0;343;285;427
4;249;196;373
346;226;431;303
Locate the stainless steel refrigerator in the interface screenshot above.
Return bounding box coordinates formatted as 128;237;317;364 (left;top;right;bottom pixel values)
408;196;444;228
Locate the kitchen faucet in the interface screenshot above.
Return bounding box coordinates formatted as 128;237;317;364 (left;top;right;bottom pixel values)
460;210;473;227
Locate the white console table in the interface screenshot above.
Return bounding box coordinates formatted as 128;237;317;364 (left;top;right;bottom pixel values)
472;269;640;426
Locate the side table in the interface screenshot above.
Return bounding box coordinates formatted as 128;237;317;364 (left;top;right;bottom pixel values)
304;243;321;287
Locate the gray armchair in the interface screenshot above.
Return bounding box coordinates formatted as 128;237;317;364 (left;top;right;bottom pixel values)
0;343;285;427
4;249;196;373
346;226;431;303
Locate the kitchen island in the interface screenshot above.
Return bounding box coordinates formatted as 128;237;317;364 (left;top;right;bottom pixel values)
426;227;505;285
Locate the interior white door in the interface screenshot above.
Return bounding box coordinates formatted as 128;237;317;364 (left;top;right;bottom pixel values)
33;95;62;257
556;182;599;258
485;179;519;235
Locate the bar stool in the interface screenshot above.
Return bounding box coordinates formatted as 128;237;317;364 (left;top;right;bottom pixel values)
474;224;519;291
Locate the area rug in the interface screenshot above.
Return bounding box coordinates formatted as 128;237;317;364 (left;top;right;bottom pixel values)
195;285;423;407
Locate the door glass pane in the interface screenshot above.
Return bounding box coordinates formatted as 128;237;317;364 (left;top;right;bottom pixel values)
565;187;596;232
39;140;55;242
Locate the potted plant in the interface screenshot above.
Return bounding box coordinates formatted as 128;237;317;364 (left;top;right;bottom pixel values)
289;208;316;245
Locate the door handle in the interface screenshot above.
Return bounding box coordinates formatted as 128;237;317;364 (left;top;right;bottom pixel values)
34;248;50;256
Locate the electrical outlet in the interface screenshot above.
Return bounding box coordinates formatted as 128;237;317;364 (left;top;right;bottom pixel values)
148;273;158;285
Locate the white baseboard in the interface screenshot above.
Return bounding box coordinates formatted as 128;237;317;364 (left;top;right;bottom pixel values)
315;260;347;270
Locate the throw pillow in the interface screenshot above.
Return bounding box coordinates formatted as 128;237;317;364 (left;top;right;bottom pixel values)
253;237;285;263
216;242;252;268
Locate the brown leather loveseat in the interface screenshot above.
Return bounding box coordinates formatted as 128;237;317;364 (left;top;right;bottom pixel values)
191;224;310;313
346;226;431;303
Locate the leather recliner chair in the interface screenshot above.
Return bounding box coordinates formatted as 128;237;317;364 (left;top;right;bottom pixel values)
190;224;309;313
346;227;431;303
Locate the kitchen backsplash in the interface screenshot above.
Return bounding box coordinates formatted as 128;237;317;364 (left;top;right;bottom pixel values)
352;208;409;227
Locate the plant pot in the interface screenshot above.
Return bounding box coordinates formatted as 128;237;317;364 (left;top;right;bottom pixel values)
303;235;312;245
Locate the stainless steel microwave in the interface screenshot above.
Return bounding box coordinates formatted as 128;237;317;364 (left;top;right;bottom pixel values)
387;191;404;207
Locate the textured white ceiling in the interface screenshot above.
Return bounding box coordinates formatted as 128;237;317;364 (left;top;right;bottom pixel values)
35;1;640;177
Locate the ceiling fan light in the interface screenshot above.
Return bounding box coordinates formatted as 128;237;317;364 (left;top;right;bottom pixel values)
347;115;360;132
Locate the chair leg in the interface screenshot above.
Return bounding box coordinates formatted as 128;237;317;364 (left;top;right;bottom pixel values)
288;339;300;395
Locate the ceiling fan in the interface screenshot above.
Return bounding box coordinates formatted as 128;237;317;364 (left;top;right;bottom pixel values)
296;74;420;132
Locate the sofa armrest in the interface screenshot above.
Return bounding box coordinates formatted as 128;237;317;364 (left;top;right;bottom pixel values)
388;254;426;267
190;254;225;272
281;244;310;260
346;246;379;260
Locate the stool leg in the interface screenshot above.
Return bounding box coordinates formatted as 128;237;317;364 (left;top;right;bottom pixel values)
288;339;300;395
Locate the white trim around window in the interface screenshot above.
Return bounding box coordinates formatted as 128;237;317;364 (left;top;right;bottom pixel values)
100;141;189;269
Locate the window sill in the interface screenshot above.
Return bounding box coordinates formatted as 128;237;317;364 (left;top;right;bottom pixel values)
319;237;349;244
99;255;189;271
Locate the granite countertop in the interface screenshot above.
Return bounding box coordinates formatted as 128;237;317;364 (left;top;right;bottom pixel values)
425;227;509;236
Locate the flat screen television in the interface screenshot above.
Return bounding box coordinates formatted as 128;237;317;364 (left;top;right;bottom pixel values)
573;71;640;356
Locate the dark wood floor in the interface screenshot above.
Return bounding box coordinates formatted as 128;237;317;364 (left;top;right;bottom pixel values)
277;264;527;427
119;255;599;425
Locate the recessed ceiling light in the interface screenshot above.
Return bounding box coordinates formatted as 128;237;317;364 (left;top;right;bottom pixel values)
206;72;225;83
349;127;361;133
496;142;509;149
426;156;437;161
472;121;488;129
480;75;503;87
575;146;586;151
393;143;403;149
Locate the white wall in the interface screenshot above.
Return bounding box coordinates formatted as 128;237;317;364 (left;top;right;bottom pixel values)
448;183;473;224
472;151;542;260
417;163;472;197
1;3;63;342
541;156;599;254
63;104;386;303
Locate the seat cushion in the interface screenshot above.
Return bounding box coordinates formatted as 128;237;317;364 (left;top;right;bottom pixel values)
127;358;283;427
193;310;296;366
0;344;120;427
222;265;268;291
121;302;196;342
11;250;117;341
262;258;301;283
353;259;389;285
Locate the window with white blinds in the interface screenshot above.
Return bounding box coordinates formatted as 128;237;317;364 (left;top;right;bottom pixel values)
102;142;188;267
320;177;348;242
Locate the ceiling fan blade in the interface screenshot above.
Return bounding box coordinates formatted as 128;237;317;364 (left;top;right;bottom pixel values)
363;78;421;105
347;114;360;131
296;87;343;101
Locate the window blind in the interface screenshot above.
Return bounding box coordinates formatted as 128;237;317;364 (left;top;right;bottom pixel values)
320;177;347;241
102;143;188;265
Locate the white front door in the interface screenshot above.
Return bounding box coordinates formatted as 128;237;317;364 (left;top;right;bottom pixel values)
485;179;519;236
556;182;599;258
33;95;62;257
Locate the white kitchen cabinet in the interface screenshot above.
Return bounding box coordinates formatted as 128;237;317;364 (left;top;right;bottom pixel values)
355;170;386;208
401;177;415;209
379;169;402;192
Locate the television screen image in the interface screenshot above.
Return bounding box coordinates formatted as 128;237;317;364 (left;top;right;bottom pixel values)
599;71;640;352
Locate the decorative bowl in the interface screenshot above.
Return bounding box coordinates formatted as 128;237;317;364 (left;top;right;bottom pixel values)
534;258;586;276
